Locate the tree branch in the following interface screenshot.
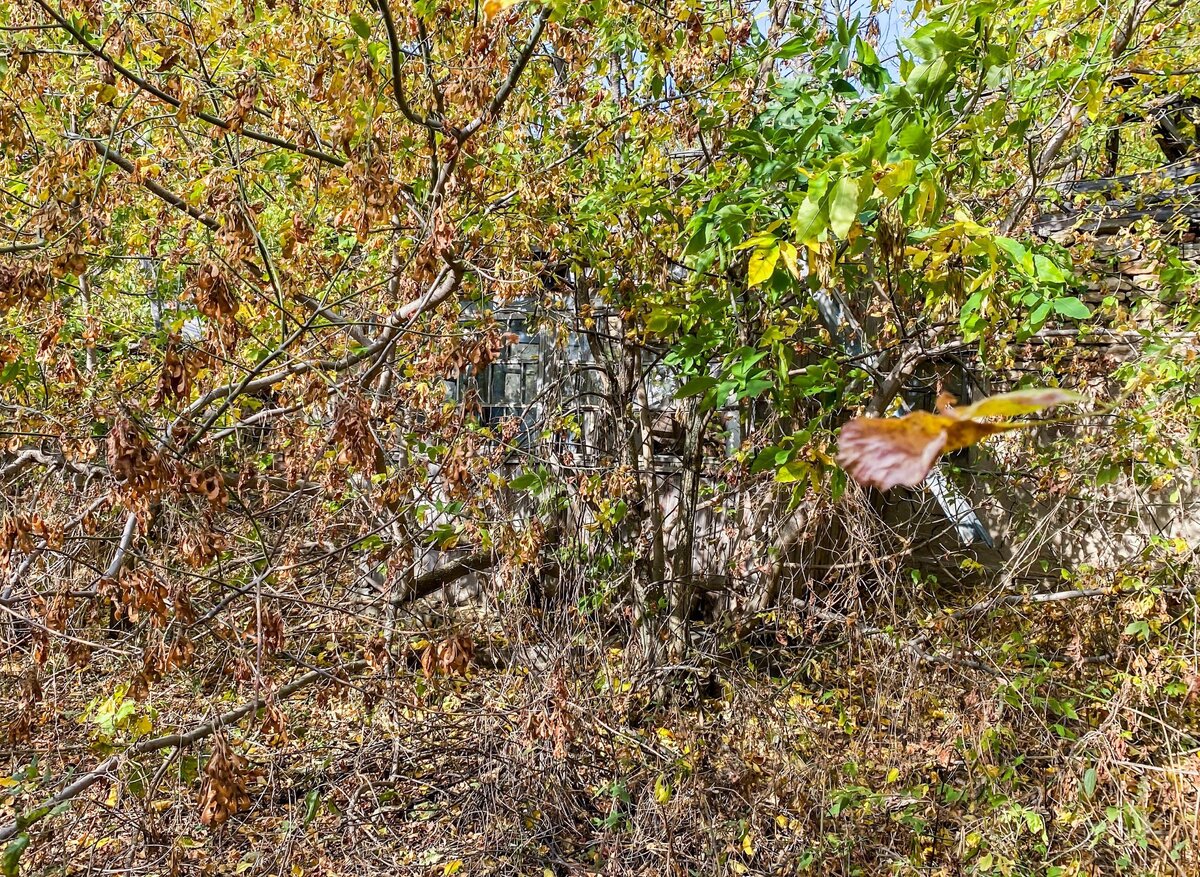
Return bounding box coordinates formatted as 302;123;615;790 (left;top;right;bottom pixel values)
999;0;1159;234
0;660;366;843
30;0;346;167
91;140;220;232
377;0;442;132
458;7;552;141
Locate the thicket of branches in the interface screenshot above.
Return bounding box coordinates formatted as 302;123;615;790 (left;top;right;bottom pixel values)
3;0;1200;873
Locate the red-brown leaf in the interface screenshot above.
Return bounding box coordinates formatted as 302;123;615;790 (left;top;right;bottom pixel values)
836;411;952;491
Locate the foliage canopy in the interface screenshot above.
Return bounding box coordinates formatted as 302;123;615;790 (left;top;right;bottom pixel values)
3;0;1200;872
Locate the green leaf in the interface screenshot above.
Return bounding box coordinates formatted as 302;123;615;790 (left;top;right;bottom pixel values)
1123;619;1151;640
855;35;878;68
776;35;810;60
747;245;780;286
507;472;541;492
750;446;781;475
2;835;29;877
793;195;827;246
776;460;810;484
906;57;952;98
994;236;1029;266
683;224;709;258
828;176;862;239
1082;768;1097;798
646;310;678;334
304;788;321;825
830;467;847;502
736;377;774;400
349;13;372;39
1033;254;1067;284
904;21;969;60
1096;463;1121;487
960;290;984;324
897;122;931;158
676;375;717;398
1052;296;1091;319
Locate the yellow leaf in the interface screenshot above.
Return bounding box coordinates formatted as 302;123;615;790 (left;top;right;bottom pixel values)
741;831;756;856
953;388;1082;420
876;159;916;198
443;861;463;876
747;245;780;286
482;0;522;20
942;417;1023;453
654;774;672;805
838;388;1082;491
778;240;800;277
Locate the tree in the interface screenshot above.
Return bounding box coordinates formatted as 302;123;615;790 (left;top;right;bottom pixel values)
3;0;1200;873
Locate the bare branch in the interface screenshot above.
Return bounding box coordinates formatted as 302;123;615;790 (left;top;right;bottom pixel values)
0;660;367;843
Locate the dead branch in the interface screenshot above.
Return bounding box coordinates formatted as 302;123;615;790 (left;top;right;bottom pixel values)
0;660;367;843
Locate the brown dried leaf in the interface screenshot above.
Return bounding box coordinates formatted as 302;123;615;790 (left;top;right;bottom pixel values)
199;733;250;827
420;634;475;678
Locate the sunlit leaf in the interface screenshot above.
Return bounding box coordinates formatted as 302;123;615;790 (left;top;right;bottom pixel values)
793;195;827;245
1033;254;1066;284
953;388;1082;420
778;240;800;277
1052;296;1091;319
829;175;862;238
747;245;780;286
838;389;1082;490
482;0;523;20
897;122;931;157
876;160;916;198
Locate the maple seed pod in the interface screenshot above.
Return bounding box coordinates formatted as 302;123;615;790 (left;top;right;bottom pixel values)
420;633;475;678
106;418;164;497
199;732;251;827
